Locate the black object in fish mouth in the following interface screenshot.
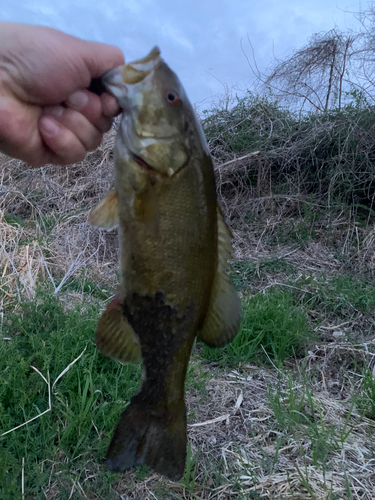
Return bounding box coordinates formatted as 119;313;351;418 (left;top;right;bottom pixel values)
88;77;107;96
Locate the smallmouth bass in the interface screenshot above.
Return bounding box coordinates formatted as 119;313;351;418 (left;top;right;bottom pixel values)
89;47;242;480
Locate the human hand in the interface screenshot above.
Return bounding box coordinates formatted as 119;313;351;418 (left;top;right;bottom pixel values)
0;23;124;166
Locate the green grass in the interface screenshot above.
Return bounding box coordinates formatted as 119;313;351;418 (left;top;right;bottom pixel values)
355;366;375;419
267;219;318;249
268;377;339;469
266;374;357;482
299;274;375;318
3;214;27;227
3;264;375;498
180;443;201;493
56;275;113;300
0;288;213;499
201;266;375;369
200;287;312;367
230;257;297;290
0;288;141;499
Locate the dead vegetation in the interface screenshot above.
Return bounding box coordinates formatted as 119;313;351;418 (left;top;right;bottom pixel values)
107;356;375;499
0;130;119;308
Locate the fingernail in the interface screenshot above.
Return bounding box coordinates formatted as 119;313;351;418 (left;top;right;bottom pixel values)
42;105;64;118
40;117;60;137
68;90;89;110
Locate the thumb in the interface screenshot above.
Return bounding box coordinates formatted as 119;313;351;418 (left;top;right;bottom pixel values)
80;40;125;79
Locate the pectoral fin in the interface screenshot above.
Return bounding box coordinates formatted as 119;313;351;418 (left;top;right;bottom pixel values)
96;295;142;364
198;207;242;347
89;190;119;230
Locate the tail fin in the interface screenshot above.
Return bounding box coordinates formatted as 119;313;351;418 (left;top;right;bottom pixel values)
105;395;187;480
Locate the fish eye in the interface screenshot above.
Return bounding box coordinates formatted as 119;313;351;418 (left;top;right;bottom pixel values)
165;90;180;105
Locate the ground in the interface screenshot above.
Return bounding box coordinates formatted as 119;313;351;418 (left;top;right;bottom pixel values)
1;133;375;499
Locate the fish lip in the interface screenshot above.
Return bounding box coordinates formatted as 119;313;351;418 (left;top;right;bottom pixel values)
101;47;161;98
101;67;127;100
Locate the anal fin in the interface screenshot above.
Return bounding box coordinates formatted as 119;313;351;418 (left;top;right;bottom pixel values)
96;295;142;364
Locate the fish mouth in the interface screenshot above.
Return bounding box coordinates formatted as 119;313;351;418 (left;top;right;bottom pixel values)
101;47;161;98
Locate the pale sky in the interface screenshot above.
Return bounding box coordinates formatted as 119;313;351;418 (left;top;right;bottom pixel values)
2;1;366;110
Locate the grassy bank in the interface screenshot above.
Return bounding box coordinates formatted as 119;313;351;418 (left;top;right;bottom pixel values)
2;97;375;497
1;257;375;498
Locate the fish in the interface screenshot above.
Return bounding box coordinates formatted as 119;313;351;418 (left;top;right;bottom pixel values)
89;47;242;480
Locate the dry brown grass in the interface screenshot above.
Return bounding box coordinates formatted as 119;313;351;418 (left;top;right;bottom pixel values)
0;130;119;305
105;356;375;499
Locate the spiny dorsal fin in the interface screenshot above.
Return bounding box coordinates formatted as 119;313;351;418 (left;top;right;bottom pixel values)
197;206;242;347
96;295;142;364
89;190;119;230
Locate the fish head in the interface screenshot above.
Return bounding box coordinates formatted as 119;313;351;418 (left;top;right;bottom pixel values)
102;47;205;178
